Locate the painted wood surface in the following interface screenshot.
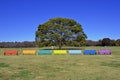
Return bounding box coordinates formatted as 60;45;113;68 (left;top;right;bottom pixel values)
38;50;52;55
22;50;36;55
53;50;67;55
98;50;111;55
4;50;18;55
84;50;96;55
68;50;82;55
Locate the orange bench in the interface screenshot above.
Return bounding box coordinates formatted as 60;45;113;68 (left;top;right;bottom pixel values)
22;50;36;55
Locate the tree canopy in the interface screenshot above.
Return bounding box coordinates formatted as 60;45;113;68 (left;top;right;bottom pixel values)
35;17;87;49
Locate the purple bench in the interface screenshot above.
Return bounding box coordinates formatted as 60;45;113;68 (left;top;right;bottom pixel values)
98;50;111;55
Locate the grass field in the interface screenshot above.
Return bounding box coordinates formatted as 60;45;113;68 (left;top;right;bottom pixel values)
0;47;120;80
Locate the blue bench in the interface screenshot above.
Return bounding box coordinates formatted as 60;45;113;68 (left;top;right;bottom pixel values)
68;50;82;55
84;50;97;55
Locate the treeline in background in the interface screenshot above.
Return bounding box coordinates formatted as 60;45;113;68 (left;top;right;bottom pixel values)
0;38;120;48
86;38;120;46
0;41;36;48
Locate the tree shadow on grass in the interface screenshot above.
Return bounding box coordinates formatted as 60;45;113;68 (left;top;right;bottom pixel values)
0;63;10;67
101;61;120;68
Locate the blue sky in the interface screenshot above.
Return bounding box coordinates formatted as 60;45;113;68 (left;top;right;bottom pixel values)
0;0;120;42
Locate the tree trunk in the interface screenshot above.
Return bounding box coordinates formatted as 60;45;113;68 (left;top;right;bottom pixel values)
59;45;62;50
59;40;62;50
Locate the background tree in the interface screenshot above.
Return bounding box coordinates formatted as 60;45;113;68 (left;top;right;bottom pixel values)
36;17;87;49
96;39;102;46
102;38;111;46
86;40;97;46
110;40;116;46
115;39;120;46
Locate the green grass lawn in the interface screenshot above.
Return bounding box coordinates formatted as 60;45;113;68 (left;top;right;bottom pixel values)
0;47;120;80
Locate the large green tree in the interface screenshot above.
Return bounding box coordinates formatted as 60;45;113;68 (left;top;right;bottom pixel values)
35;18;87;49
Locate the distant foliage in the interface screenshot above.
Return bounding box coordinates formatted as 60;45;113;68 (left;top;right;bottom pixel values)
0;39;120;47
102;38;111;46
86;38;120;46
115;39;120;46
0;41;36;48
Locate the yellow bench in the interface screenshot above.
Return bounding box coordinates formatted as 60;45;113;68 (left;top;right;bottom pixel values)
22;50;36;55
53;50;67;55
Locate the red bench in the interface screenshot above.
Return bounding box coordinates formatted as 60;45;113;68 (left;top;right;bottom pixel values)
4;50;18;55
